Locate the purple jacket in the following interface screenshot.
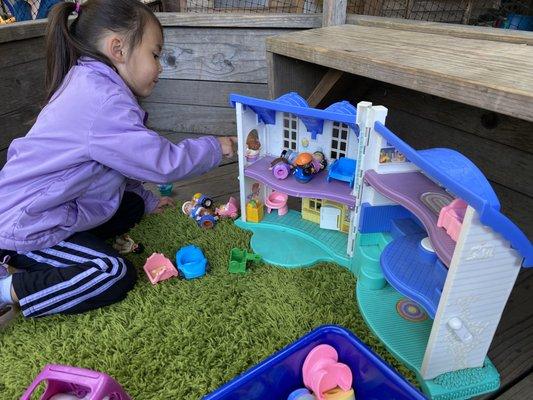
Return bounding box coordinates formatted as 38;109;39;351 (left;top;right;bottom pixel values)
0;58;222;252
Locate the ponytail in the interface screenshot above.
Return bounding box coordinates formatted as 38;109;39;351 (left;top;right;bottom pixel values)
45;2;79;102
44;0;161;102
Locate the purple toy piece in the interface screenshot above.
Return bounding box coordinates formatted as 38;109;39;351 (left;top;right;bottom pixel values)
272;161;291;179
21;364;130;400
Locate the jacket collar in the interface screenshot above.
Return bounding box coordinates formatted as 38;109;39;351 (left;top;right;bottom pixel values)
77;57;136;100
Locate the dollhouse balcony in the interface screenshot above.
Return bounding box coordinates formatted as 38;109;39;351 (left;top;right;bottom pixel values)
364;170;456;267
245;156;356;208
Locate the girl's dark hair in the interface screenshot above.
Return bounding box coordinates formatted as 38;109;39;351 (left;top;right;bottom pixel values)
45;0;162;102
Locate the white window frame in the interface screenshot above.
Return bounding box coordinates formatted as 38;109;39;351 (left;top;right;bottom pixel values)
283;113;298;151
330;121;349;160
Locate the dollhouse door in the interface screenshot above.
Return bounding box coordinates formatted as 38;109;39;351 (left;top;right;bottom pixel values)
320;206;341;231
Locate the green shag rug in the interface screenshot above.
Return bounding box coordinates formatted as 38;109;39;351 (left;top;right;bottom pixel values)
0;206;417;399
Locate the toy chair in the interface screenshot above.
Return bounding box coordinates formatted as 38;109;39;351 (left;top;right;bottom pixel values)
265;191;289;216
303;344;353;400
437;198;467;242
143;253;178;285
327;158;356;188
228;248;262;274
21;364;130;400
176;245;208;280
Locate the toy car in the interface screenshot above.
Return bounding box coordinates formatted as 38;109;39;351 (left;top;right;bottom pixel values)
176;245;208;279
182;193;218;229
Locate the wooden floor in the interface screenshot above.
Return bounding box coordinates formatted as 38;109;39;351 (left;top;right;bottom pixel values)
149;134;532;399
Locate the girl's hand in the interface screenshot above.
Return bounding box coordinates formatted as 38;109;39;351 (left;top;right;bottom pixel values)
217;136;238;158
154;196;175;214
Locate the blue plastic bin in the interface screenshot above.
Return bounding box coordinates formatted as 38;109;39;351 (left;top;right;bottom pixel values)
204;325;426;400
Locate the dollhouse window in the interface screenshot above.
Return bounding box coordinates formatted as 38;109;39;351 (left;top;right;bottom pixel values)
283;113;298;151
330;122;349;159
309;199;322;212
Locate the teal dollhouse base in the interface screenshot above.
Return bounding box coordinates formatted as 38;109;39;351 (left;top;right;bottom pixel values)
235;218;500;400
235;210;350;268
357;282;500;400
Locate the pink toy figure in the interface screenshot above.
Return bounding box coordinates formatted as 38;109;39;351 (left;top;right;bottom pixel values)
437;198;468;242
143;253;178;285
216;196;239;219
302;344;353;400
21;364;130;400
265;191;289;216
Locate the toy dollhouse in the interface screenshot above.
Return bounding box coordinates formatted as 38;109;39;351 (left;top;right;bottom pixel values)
230;93;532;400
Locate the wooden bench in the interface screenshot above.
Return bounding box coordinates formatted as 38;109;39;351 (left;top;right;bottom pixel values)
266;21;533;399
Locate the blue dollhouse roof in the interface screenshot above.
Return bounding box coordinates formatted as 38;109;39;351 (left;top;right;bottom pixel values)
374;122;533;267
229;93;357;139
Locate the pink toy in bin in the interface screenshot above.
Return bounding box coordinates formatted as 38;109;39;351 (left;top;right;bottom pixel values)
303;344;353;400
143;253;178;285
21;364;130;400
437;198;468;242
265;191;288;216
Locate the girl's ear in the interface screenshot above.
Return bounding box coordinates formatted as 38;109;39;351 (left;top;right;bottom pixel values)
105;35;127;64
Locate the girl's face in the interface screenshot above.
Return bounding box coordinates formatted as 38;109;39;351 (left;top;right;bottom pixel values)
118;20;163;98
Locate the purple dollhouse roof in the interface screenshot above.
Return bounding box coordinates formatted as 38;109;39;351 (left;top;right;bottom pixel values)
229;93;357;138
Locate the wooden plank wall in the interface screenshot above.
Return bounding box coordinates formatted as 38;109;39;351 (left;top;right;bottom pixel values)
0;21;48;166
141;13;320;138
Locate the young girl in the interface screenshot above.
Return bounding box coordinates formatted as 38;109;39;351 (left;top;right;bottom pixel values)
0;0;237;324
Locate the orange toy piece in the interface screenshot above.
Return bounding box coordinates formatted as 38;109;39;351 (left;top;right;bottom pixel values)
294;152;314;166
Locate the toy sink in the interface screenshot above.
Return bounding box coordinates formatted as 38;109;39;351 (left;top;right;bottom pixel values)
228;248;261;274
176;245;208;279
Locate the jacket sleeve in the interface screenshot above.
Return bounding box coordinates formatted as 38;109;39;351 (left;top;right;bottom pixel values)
88;93;222;184
125;179;159;214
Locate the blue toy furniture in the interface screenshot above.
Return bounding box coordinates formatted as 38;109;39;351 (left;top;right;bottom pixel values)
175;245;208;280
327;158;356;188
204;325;425;400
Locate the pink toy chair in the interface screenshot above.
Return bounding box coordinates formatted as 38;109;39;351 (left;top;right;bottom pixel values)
265;191;289;216
302;345;353;400
437;198;468;242
143;253;178;285
21;364;130;400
